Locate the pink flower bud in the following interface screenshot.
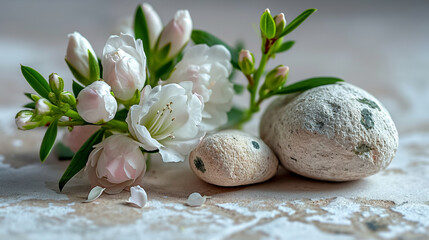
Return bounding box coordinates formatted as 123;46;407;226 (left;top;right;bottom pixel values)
62;125;101;152
157;10;192;58
86;135;147;194
76;81;117;123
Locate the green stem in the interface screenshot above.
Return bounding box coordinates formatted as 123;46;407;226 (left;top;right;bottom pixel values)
57;120;85;127
64;109;82;121
103;119;128;132
236;53;269;128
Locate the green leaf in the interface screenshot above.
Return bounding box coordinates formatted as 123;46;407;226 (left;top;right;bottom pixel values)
59;128;106;191
260;11;276;39
156;60;175;80
23;102;35;109
274;77;344;95
88;50;100;82
223;107;245;129
24;92;34;101
114;108;129;121
56;142;75;160
40;119;58;162
98;57;103;79
191;30;239;69
65;59;90;86
72;81;84;98
279;9;317;38
233;84;245;94
20;65;51;99
134;5;151;59
275;41;295;53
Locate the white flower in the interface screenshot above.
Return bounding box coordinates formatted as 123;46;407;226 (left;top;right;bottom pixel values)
126;83;205;163
164;44;233;131
65;32;97;84
157;10;192;58
102;33;147;101
86;135;146;194
76;81;117;123
141;3;163;49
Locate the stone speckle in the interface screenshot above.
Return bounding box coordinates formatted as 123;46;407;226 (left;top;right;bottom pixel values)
260;83;399;181
194;157;206;173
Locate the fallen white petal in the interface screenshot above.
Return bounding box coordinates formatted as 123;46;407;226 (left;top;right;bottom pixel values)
186;192;208;207
126;185;148;208
84;186;105;203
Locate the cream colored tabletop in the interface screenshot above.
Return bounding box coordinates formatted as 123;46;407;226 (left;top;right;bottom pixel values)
1;1;429;239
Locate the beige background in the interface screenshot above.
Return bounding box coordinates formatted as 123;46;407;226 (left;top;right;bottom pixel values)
1;0;429;239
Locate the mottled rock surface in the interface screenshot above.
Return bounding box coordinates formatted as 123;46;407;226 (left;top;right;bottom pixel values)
189;130;278;186
260;83;398;181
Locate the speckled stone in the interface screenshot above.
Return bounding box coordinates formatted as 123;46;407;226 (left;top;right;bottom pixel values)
189;130;278;186
260;83;398;181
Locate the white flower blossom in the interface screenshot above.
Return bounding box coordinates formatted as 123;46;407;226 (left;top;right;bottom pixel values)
164;44;233;131
126;83;205;163
102;33;146;101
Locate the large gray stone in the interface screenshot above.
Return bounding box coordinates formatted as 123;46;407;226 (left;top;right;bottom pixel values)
260;83;398;181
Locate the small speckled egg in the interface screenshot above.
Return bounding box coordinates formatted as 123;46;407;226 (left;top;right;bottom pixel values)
189;130;278;187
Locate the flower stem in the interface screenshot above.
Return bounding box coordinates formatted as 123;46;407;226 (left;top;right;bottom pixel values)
236;53;269;128
57;120;85;127
64;109;82;121
103;119;128;132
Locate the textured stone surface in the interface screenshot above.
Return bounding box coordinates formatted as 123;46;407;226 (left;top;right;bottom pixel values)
189;130;278;186
260;83;399;181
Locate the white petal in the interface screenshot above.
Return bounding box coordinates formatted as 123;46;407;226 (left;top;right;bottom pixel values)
186;192;208;207
126;185;148;208
84;186;105;203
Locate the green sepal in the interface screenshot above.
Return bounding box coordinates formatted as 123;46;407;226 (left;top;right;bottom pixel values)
59;128;106;191
72;81;84;98
40;119;58;162
260;10;276;39
134;4;152;59
191;30;240;69
279;9;317;38
88;50;100;83
24;92;35;101
272;77;344;96
20;65;51;99
275;41;295;54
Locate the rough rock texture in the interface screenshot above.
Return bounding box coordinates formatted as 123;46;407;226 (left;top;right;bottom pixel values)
189;130;278;186
260;83;398;181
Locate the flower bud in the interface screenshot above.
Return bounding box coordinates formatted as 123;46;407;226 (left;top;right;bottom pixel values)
60;91;76;108
274;13;286;38
157;10;192;59
142;3;163;49
49;73;64;95
102;33;146;102
264;65;289;90
35;98;52;115
76;81;117;123
15;110;39;130
238;49;255;75
86;134;146;194
65;32;98;85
